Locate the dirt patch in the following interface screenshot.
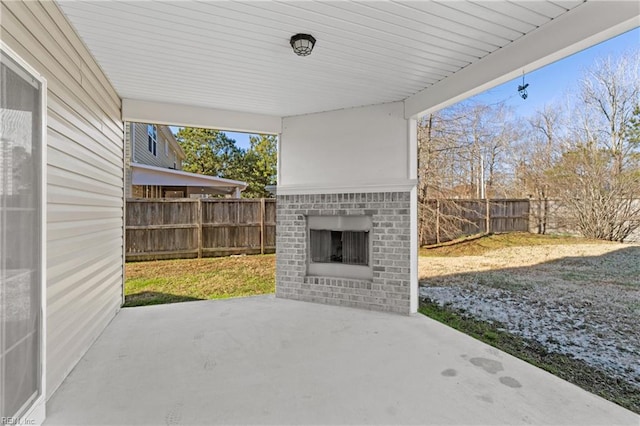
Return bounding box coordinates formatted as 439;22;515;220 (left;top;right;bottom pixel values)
419;243;640;389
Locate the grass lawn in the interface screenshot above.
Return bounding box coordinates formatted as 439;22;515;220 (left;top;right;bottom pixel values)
125;233;606;308
124;254;275;307
419;232;610;257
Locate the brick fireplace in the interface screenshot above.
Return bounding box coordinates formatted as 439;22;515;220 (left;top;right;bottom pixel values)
276;192;411;314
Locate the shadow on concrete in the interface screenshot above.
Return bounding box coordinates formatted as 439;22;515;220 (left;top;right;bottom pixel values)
123;291;204;307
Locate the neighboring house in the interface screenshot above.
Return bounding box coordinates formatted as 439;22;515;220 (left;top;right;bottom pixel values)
125;122;246;199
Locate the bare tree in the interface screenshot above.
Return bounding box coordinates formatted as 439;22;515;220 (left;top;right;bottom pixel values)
417;102;519;244
549;144;640;241
579;53;640;173
511;104;565;233
482;104;516;198
550;51;640;241
417;111;472;244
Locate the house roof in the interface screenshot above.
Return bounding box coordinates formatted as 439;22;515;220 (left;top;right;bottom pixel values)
57;1;638;126
130;163;247;195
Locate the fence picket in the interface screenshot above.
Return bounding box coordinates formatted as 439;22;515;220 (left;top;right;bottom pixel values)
422;198;530;245
125;198;276;261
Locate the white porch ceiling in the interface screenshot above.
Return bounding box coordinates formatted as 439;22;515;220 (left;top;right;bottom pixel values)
57;1;637;119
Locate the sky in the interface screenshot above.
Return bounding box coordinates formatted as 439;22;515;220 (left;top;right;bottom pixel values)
169;126;257;150
169;127;256;150
223;131;256;150
171;27;638;149
466;27;639;117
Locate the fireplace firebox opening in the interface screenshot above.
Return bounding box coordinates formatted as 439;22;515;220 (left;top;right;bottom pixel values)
310;229;369;266
307;215;373;280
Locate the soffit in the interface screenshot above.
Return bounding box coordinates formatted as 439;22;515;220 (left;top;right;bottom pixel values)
58;1;585;117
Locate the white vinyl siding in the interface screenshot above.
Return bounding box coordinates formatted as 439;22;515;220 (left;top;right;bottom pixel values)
132;122;151;165
129;123;181;169
1;0;124;402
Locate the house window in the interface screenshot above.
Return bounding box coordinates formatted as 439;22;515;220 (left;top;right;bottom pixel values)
164;140;169;157
172;150;177;169
147;124;157;156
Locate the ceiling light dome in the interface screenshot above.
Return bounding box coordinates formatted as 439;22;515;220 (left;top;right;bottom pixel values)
290;34;316;57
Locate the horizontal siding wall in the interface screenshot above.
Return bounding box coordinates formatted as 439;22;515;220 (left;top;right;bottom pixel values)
1;0;124;400
130;123;178;169
133;122;160;167
158;126;174;167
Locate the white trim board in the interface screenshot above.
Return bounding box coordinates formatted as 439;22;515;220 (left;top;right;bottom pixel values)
276;181;417;196
122;99;282;134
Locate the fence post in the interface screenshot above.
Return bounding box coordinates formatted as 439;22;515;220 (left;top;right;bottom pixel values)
260;198;266;255
543;197;549;234
435;199;441;244
485;197;490;234
197;200;203;258
536;197;542;234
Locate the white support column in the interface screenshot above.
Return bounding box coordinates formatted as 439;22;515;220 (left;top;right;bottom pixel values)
410;185;419;313
408;117;419;314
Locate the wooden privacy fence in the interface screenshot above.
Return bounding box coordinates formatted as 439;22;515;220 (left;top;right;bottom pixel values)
126;198;276;261
421;198;530;245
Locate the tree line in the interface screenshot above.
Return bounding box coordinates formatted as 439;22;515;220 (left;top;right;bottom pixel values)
418;50;640;242
176;128;277;198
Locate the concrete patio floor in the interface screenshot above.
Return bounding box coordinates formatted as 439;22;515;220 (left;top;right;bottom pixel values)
45;295;638;425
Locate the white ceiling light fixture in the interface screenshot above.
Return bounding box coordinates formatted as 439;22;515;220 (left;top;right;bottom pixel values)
290;34;316;57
